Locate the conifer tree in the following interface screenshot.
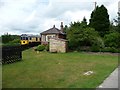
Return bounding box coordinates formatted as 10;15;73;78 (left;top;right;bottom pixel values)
89;5;110;37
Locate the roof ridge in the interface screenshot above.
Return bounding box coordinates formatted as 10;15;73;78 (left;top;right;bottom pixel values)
41;26;61;34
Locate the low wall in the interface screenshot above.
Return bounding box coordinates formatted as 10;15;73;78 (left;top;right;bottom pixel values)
49;38;68;53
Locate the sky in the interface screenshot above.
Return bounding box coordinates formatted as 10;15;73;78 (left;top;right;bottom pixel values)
0;0;119;35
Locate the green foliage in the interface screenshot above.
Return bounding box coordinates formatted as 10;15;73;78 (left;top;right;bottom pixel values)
114;12;120;33
67;21;103;50
1;34;20;44
2;43;20;47
91;45;100;52
118;12;120;32
8;39;20;44
81;17;87;25
109;22;118;33
104;32;120;48
63;25;69;33
89;5;110;37
101;47;119;53
91;37;105;52
35;45;45;51
45;44;49;51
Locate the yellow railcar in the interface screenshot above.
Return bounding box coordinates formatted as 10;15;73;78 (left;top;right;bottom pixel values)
20;34;41;45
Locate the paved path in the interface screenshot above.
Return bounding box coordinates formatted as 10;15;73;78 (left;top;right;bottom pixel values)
97;67;119;89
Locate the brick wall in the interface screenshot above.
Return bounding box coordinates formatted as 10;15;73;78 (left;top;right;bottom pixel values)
49;38;67;53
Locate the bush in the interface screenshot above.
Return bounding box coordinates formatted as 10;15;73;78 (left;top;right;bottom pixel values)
45;44;49;51
8;39;20;44
101;47;118;53
90;45;100;52
67;22;100;50
77;46;91;52
35;45;45;51
104;32;119;48
2;43;20;47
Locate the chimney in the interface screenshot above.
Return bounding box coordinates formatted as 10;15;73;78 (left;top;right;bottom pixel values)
60;22;64;33
53;25;55;28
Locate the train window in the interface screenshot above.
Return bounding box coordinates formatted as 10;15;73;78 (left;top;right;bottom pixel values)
36;37;38;41
23;37;26;40
26;37;28;40
21;37;23;40
29;37;32;40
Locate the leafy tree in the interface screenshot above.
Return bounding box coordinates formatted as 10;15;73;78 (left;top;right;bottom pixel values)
2;34;20;44
81;17;87;25
8;39;20;44
104;32;120;48
109;21;118;33
114;12;120;33
67;21;103;50
63;25;69;33
117;12;120;31
89;5;110;37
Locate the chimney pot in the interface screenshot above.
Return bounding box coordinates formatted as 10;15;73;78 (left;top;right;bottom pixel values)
60;22;64;33
53;25;55;28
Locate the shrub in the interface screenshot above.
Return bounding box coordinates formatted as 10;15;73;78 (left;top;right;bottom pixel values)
77;46;91;52
67;22;100;50
2;43;20;47
104;32;119;48
90;37;105;52
45;44;49;51
35;45;45;51
90;45;100;52
101;47;118;53
8;39;20;44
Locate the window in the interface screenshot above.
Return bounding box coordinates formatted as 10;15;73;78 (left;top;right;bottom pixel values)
21;37;23;40
53;36;55;38
36;37;38;41
23;37;26;40
26;37;28;40
29;37;32;40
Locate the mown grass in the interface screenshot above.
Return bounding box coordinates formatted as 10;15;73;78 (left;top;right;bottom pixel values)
2;48;118;88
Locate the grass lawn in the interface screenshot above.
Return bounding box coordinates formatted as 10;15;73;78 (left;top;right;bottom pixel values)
2;48;118;88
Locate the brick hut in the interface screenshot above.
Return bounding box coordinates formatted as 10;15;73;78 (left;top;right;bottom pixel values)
41;22;66;45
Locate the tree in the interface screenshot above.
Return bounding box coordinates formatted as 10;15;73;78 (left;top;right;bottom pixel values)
63;25;68;33
104;32;120;48
109;21;118;33
81;17;87;25
2;34;20;44
89;5;110;37
114;12;120;33
67;21;103;50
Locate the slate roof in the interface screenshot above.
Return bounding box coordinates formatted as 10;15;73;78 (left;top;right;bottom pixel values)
41;25;65;35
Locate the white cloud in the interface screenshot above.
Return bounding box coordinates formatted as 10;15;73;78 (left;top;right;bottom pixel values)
0;0;119;35
24;10;37;23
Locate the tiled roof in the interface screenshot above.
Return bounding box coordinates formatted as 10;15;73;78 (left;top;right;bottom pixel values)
41;25;65;35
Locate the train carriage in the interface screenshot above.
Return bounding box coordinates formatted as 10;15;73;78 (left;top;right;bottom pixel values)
20;34;41;45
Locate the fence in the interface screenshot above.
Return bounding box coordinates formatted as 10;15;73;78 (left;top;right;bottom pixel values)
1;42;41;64
1;45;22;64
